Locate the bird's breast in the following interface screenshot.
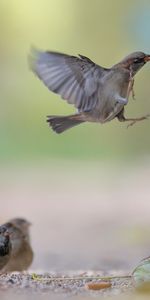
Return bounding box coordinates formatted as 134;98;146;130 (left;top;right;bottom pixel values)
95;70;130;122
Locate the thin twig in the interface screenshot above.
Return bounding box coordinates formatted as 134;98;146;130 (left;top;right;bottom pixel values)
31;274;132;282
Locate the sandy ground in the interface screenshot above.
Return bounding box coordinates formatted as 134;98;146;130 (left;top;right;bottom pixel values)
0;159;150;298
0;271;134;298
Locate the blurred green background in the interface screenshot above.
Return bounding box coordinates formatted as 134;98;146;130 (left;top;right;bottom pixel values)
0;0;150;162
1;0;150;288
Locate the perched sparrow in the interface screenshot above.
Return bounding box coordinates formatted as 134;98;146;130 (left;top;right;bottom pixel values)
1;218;33;272
0;225;11;270
30;49;150;133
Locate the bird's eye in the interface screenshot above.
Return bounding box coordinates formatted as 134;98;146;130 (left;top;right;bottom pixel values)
134;58;144;64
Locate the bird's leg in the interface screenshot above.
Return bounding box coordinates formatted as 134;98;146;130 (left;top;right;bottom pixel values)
126;115;150;128
115;95;128;105
117;109;150;127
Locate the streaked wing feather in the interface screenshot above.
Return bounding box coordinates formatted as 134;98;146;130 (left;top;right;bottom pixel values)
30;49;105;111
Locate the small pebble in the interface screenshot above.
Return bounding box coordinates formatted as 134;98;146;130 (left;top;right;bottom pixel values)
86;281;112;290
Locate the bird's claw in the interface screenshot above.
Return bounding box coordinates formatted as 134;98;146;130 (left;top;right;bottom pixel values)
127;114;150;128
127;121;136;128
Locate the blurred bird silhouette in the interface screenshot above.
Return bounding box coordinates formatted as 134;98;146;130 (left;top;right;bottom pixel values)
30;49;150;133
0;218;33;273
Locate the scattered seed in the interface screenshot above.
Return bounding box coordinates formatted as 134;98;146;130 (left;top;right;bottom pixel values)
86;281;112;290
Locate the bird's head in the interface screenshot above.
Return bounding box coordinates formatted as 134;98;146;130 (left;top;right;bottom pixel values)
115;52;150;76
9;218;31;236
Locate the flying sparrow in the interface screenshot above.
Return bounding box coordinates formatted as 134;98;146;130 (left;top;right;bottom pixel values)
30;49;150;133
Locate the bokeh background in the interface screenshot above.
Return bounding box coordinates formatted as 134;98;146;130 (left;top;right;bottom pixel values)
0;0;150;274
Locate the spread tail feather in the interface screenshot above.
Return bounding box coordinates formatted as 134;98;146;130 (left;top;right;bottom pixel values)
46;115;85;134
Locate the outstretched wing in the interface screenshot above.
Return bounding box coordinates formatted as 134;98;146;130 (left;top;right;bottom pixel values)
30;49;107;112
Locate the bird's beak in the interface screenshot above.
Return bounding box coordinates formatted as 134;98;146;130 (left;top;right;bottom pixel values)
144;55;150;62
